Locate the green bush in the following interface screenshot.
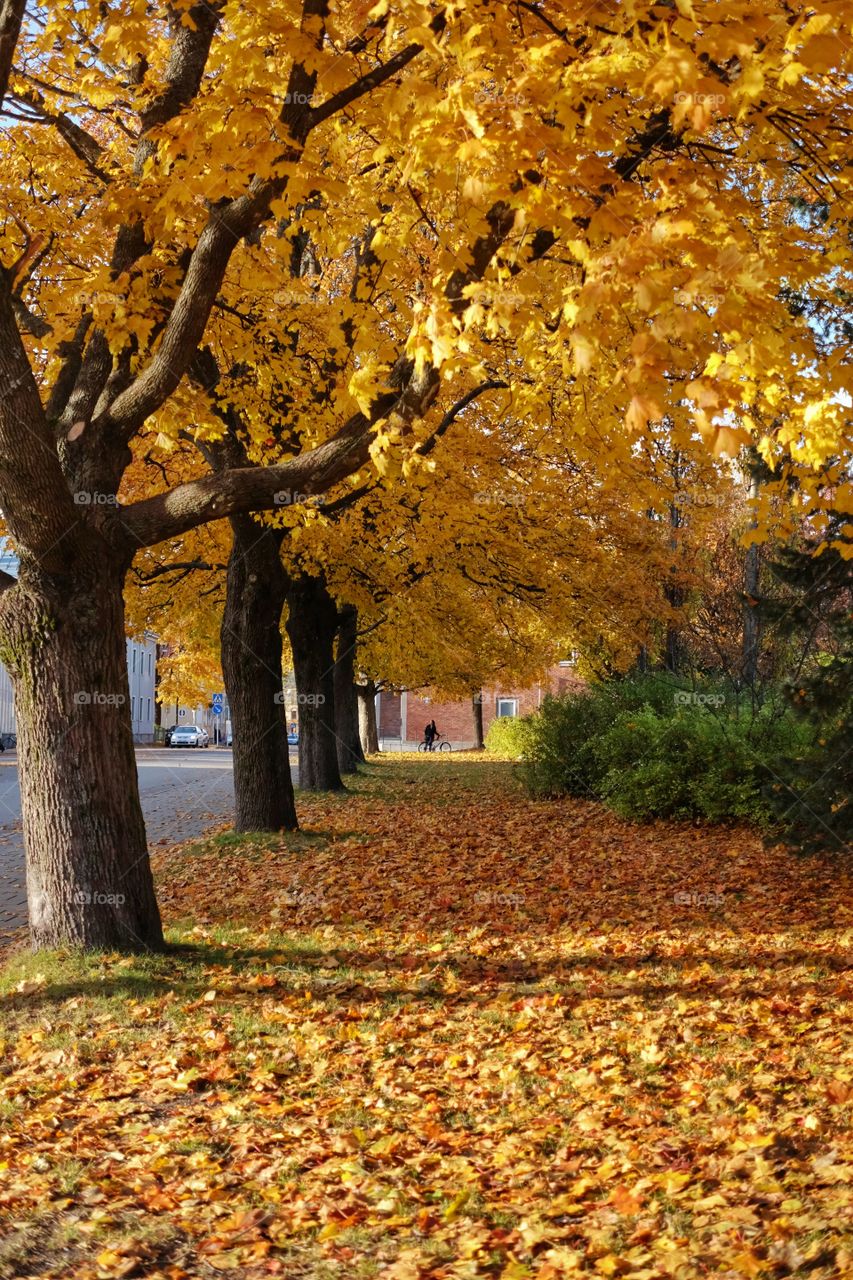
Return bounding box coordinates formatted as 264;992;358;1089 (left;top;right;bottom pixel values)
517;675;813;826
518;688;616;797
484;714;534;757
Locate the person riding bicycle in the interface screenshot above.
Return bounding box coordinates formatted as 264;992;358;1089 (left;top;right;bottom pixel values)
424;719;439;751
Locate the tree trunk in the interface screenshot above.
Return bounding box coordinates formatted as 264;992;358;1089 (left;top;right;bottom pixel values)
153;648;162;729
742;469;762;689
663;493;684;675
664;622;682;675
472;692;484;749
285;573;344;791
357;679;380;755
221;517;297;831
334;605;365;774
0;551;163;951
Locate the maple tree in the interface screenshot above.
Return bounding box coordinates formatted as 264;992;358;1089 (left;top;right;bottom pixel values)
271;389;685;783
0;0;851;950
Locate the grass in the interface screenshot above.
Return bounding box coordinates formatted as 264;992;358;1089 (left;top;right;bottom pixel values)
0;754;851;1278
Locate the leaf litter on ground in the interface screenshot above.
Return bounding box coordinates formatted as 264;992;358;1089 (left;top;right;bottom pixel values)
0;756;850;1279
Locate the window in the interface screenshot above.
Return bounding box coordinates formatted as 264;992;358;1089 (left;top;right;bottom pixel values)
147;699;151;721
132;649;136;672
497;698;518;718
131;697;135;721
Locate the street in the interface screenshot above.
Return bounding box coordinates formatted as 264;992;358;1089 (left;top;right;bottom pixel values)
0;747;298;947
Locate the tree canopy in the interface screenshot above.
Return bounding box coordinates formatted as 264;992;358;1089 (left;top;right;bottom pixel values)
1;0;850;565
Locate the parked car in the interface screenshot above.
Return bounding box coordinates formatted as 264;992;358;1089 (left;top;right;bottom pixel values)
287;729;299;747
170;725;209;749
0;733;15;752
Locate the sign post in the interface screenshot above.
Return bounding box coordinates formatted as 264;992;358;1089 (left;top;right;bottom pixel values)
211;693;224;745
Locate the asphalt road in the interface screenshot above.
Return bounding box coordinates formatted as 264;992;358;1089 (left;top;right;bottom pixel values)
0;746;298;948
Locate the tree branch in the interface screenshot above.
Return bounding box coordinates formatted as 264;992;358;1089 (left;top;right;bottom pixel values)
0;0;25;109
117;196;522;548
78;5;442;447
53;0;228;433
417;380;508;458
0;277;79;566
8;88;111;184
308;13;445;130
132;559;226;582
116;387;405;549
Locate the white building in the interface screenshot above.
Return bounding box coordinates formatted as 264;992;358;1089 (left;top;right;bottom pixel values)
127;634;157;742
0;539;157;743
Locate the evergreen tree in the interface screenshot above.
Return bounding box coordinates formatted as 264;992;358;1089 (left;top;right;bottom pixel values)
765;517;852;854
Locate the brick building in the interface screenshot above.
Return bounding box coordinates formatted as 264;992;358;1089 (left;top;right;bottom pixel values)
377;662;584;750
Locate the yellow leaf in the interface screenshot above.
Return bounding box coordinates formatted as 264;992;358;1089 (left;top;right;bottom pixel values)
444;1188;471;1221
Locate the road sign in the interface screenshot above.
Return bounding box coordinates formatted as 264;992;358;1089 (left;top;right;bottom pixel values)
212;692;224;708
212;704;222;716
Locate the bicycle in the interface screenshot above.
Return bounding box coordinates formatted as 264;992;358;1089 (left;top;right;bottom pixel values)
418;733;452;752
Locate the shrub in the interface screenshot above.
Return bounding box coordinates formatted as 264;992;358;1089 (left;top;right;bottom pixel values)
518;688;617;798
484;714;534;758
517;674;813;826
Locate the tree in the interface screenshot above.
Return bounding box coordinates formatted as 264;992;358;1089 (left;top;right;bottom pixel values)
765;516;853;854
357;678;381;756
335;604;366;775
305;395;699;704
285;570;344;791
1;0;850;949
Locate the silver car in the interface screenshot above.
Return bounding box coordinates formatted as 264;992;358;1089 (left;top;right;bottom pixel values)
170;725;209;749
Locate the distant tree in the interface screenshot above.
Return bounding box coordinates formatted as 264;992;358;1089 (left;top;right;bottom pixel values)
765;517;852;854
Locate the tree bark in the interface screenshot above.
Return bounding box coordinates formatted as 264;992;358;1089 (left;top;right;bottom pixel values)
334;605;365;774
0;547;163;950
285;573;344;791
472;692;484;749
221;517;297;831
357;679;380;755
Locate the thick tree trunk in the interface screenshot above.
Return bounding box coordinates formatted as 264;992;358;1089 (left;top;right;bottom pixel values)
334;605;365;774
472;692;485;749
0;551;163;950
221;518;297;831
357;679;380;755
285;573;344;791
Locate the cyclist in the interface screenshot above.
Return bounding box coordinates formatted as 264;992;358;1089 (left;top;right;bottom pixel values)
424;719;439;751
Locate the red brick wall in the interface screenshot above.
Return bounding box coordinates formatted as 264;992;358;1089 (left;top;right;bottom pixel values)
377;666;585;746
408;695;476;744
379;692;402;737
